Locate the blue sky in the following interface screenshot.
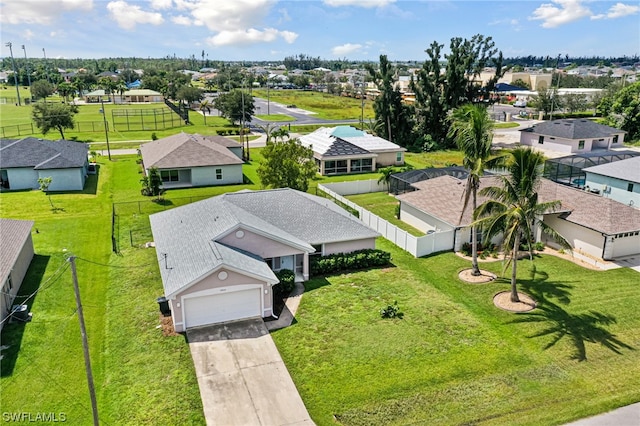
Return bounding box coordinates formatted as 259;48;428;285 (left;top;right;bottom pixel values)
1;0;639;62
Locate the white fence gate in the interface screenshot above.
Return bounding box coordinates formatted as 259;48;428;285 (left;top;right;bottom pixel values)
318;181;455;257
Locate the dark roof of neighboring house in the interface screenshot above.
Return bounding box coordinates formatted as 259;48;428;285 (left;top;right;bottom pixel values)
583;156;640;184
325;138;372;157
0;137;88;169
398;175;640;234
150;188;379;296
139;132;243;169
0;218;34;283
520;119;624;139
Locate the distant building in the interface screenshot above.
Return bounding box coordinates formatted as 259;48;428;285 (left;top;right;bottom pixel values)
583;156;640;208
520;119;625;154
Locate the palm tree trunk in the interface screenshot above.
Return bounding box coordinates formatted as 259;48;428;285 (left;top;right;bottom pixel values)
471;188;480;275
511;233;520;303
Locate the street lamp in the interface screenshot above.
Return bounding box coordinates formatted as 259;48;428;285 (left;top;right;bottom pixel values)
5;42;21;106
42;47;51;84
21;45;32;102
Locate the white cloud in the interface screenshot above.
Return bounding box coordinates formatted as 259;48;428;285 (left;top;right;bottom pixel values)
592;2;639;20
331;43;363;56
187;0;271;32
529;0;592;28
107;1;164;30
171;15;192;25
207;28;298;47
0;0;93;25
278;8;291;23
150;0;173;9
324;0;395;7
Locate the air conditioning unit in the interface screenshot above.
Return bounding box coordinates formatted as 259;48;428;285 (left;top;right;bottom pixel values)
11;305;32;323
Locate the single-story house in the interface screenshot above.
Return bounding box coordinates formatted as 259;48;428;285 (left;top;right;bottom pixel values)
0;138;89;191
299;126;406;175
520;119;625;154
84;89;163;104
583;156;640;208
0;219;35;332
397;175;640;262
139;133;244;188
149;188;379;331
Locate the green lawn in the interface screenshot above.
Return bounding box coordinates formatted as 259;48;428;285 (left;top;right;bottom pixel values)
272;240;640;425
346;192;424;236
252;89;375;120
255;114;295;122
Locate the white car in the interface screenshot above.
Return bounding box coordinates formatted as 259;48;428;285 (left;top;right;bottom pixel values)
514;100;527;108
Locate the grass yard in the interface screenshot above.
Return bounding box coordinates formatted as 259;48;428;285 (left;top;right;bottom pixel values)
252;89;375;120
346;192;424;236
272;239;640;425
255;114;295;122
0;157;204;425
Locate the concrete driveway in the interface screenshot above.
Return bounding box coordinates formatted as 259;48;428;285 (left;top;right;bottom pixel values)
187;318;314;426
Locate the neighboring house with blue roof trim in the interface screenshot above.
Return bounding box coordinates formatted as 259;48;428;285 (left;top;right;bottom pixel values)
0;137;89;191
299;126;406;175
149;188;379;331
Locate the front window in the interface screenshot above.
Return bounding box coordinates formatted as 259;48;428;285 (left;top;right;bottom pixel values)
160;170;179;182
578;140;585;150
324;160;348;174
538;136;544;144
350;159;372;173
613;135;619;144
396;152;403;162
215;168;222;180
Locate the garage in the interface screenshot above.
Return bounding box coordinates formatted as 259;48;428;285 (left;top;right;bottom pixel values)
184;286;262;329
611;233;640;258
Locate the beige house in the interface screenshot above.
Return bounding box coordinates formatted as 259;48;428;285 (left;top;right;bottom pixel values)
299;126;406;175
1;219;34;331
150;188;379;332
397;175;640;262
140;133;244;188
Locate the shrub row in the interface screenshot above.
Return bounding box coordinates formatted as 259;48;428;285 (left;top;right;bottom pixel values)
273;269;295;297
309;249;391;276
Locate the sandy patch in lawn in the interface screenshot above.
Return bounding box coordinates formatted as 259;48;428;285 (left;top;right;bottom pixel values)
493;291;537;312
458;269;497;284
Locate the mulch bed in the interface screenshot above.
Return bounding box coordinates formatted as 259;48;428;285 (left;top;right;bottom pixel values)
160;314;179;337
493;291;537;313
458;268;497;284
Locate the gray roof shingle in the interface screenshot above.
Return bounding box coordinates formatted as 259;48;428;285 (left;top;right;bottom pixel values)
0;218;34;283
583;156;640;184
521;119;624;140
139;132;243;169
0;137;88;169
150;188;379;296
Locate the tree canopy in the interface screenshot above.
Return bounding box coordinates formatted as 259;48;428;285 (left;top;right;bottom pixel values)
213;89;255;125
31;102;79;140
257;138;316;192
31;80;55;100
598;81;640;141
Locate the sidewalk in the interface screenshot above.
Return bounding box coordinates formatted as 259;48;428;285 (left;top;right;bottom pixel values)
565;402;640;425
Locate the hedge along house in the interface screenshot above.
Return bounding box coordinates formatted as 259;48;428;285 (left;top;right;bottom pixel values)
299;126;406;175
149;188;379;331
397;175;640;263
0;219;34;332
139;133;244;189
0;138;89;191
520;119;625;154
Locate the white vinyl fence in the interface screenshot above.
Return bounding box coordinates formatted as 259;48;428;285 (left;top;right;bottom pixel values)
318;181;455;257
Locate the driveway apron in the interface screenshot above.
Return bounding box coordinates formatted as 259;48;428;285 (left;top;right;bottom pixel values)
187;318;314;426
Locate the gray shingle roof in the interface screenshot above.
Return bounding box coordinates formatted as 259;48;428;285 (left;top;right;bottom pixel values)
150;188;379;296
139;132;243;169
398;175;640;235
0;137;88;169
0;218;34;283
583;156;640;184
521;119;624;139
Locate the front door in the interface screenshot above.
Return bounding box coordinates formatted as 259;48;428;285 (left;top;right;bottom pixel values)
280;255;294;271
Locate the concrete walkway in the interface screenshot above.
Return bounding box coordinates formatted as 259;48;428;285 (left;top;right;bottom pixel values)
565;402;640;425
187;318;314;426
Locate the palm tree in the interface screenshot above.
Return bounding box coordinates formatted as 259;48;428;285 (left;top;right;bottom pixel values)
448;103;503;276
199;100;211;125
474;147;571;303
363;118;383;136
377;166;396;192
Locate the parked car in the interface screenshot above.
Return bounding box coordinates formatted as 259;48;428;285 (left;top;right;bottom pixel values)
514;100;527;108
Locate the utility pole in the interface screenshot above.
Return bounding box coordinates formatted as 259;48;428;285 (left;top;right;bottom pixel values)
68;256;100;426
42;48;51;84
21;45;32;102
549;53;562;121
360;74;365;129
5;42;21;106
100;97;112;160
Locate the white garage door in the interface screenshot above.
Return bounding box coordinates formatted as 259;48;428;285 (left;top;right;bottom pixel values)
613;235;640;258
184;287;261;329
